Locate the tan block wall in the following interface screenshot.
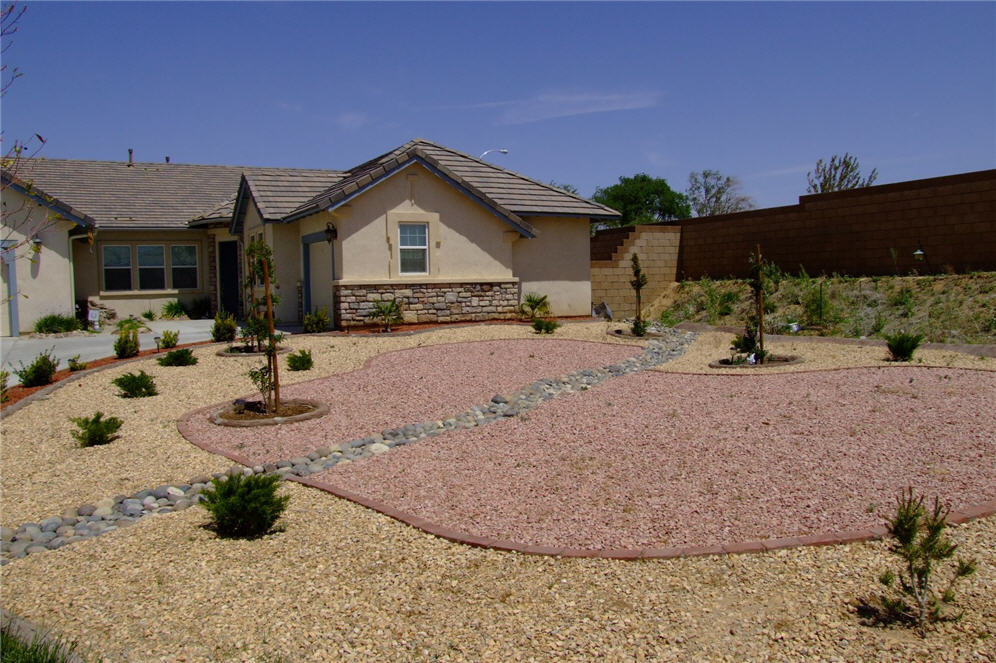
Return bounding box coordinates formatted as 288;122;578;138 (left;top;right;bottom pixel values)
590;225;681;319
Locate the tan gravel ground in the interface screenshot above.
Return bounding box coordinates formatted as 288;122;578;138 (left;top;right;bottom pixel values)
2;322;994;661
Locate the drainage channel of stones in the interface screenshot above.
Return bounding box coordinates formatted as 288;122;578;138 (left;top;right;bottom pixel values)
1;330;696;564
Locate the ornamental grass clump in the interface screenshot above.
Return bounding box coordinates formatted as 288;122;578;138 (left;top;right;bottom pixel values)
859;488;977;636
200;472;289;539
160;329;179;348
160;299;187;319
156;348;197;367
112;370;157;398
531;318;560;334
884;331;924;362
33;313;80;334
286;348;313;371
67;354;87;372
70;412;123;447
15;349;59;387
302;307;330;333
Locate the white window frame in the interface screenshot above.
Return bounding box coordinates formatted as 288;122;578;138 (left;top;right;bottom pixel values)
102;245;133;291
137;244;167;290
398;223;428;275
170;244;199;290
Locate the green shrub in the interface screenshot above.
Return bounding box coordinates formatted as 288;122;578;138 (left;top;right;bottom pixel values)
211;311;238;343
15;349;59;387
369;299;403;332
161;300;187;319
884;331;923;362
188;296;212;320
286;349;313;371
860;488;977;635
0;618;82;663
160;329;179;348
70;411;123;447
113;328;140;359
520;292;551;320
156;348;198;367
630;318;647;337
200;472;289;539
0;370;9;402
141;309;156;321
532;318;560;334
33;313;80;334
240;314;269;351
889;286;916;318
67;355;88;372
112;370;157;398
302;307;330;334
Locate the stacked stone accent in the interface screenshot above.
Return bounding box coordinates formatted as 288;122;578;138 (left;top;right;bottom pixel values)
334;281;520;326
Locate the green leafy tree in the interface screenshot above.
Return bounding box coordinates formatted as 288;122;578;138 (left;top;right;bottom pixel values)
548;181;579;195
806;153;878;193
592;173;691;227
686;170;755;217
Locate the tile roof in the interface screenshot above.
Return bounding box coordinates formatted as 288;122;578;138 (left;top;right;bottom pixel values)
5;140;619;233
5;159;341;230
287;139;620;225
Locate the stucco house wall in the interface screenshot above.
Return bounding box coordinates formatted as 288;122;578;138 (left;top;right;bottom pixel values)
513;215;592;316
1;188;79;335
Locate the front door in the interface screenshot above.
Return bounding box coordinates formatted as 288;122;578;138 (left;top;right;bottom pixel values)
218;240;240;316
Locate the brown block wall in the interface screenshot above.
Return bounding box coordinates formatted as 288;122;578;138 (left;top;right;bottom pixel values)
590;225;681;318
676;170;996;279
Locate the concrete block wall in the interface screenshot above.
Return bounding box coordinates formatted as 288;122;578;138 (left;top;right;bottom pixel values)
590;225;681;319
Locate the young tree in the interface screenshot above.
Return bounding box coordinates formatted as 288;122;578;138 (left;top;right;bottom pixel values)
592;173;691;227
686;169;755;217
806;153;878;193
629;252;648;335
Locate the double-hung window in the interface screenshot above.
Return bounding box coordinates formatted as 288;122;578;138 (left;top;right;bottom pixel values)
398;223;428;274
170;245;198;289
137;245;166;289
102;245;132;291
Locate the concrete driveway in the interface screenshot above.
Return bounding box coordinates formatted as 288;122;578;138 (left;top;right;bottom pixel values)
1;319;216;383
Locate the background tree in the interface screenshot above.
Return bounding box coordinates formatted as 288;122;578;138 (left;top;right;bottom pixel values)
547;180;579;195
592;173;691;228
806;153;878;193
686;169;755;217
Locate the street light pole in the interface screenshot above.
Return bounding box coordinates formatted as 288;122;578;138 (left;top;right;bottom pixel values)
479;148;509;160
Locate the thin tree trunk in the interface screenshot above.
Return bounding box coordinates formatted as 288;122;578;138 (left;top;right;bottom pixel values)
263;259;280;412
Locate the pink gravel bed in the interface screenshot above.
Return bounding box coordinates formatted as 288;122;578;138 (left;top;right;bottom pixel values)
179;339;638;465
311;366;996;550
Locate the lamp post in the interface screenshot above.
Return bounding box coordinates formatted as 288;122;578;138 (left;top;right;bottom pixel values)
479;149;509;160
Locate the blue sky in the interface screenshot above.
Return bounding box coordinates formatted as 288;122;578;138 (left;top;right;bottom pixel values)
3;1;994;208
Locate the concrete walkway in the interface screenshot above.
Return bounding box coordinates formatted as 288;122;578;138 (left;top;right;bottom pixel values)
0;320;215;382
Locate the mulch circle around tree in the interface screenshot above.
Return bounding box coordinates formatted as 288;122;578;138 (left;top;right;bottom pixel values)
708;355;802;369
211;398;328;427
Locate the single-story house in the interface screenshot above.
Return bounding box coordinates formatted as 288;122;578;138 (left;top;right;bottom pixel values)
1;139;619;335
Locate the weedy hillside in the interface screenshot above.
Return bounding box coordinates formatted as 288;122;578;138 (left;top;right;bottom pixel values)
649;271;996;345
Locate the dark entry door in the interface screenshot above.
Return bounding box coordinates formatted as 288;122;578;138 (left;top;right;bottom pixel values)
218;241;240;316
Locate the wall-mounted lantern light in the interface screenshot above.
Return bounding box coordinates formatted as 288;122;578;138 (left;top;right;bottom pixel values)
324;222;337;244
913;247;925;261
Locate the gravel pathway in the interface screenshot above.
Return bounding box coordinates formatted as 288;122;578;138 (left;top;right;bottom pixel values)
314;365;996;550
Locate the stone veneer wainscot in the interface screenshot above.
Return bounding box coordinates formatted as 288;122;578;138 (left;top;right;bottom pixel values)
334;280;520;326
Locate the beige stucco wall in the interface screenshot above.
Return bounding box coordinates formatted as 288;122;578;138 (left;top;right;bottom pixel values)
513;215;592;316
333;164;515;283
1;188;80;335
74;228;213;322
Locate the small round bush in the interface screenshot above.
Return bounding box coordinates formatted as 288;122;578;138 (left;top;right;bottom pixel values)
156;348;198;367
286;349;313;371
160;329;179;348
15;349;59;387
302;307;330;334
211;311;238;343
112;370;157;398
200;473;289;539
70;412;123;447
113;329;140;359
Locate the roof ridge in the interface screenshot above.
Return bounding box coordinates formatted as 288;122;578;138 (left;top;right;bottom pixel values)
9;157;344;173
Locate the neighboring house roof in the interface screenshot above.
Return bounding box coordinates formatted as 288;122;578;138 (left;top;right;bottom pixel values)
5;159;341;231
